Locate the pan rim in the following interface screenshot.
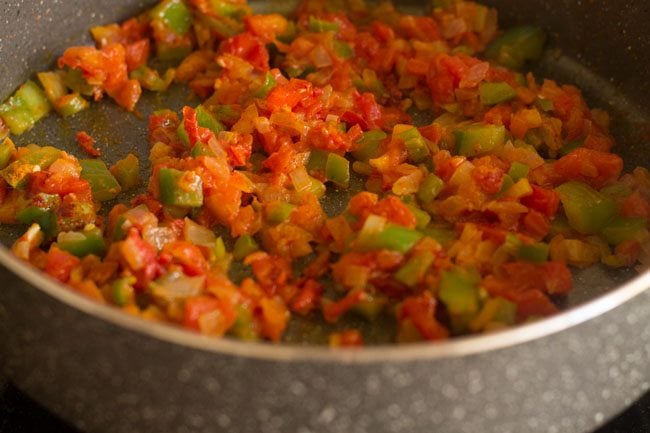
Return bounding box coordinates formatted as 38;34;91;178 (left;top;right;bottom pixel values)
2;243;649;363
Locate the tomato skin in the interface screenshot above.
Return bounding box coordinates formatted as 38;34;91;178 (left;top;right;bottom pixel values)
220;32;270;71
183;296;223;330
291;279;323;316
124;39;150;72
244;14;288;42
514;289;558;321
398;293;449;341
322;290;365;323
552;148;623;189
521;185;560;218
45;246;80;283
162;240;209;276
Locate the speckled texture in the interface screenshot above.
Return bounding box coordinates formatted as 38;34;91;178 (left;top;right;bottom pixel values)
0;1;649;433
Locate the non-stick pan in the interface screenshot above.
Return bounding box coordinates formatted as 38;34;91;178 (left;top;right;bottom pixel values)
1;1;650;432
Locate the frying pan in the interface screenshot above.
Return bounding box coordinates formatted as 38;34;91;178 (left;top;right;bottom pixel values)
0;0;649;432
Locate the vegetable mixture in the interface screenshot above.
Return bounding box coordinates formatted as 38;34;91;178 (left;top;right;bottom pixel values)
1;0;649;346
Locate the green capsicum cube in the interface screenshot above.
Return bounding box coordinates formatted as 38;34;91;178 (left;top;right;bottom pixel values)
516;242;550;263
233;234;259;260
191;142;215;158
423;226;456;247
57;225;106;257
507;161;530;181
177;123;191;147
266;202;295;225
229;304;259;340
454;124;506;157
55;93;90;118
151;0;193;35
535;96;554;112
0;80;52;135
396;125;430;163
360;224;423;253
80;159;122;202
406;204;431;230
37;71;67;103
556;181;617;235
438;267;480;316
1;146;64;188
110;153;140;192
417;173;444;204
479;82;517;106
352;129;386;162
196;104;225;134
394;251;435;287
17;205;59;239
601;217;648;245
307;149;329;174
112;276;136;307
485;26;546;71
0;137;16;170
333;40;353;59
253;72;278;99
158;168;203;208
308;16;340;32
325;153;350;188
352;293;388;321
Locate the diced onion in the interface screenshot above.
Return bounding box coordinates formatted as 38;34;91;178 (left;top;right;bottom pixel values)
184;217;216;247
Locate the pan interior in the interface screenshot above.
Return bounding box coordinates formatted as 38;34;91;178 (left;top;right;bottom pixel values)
0;0;648;344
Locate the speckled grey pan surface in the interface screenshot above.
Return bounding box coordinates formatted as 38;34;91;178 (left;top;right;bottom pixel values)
0;0;650;432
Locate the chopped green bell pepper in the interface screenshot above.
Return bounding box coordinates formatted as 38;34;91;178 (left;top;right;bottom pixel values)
0;137;15;170
479;82;517;106
158;168;203;208
80;159;122;202
253;72;278;99
438;267;480;316
508;161;530;181
1;146;63;188
601;217;647;245
556;181;617;235
516;242;550;263
229;305;259;340
307;149;328;174
37;71;67;103
110;153;140;192
454;124;506;157
360;224;423;253
17;205;59;239
0;80;52;135
559;139;584;157
353;293;388;321
535;96;554;112
394;251;435;286
308;16;340;32
417;173;444;204
151;0;193;35
333;40;353;59
485;26;546;71
112;276;136;307
325;153;350;188
406;203;431;230
423;226;456;247
266;202;295;225
397;126;430;163
55;93;90;118
130;66;175;92
57;225;106;257
233;234;259;260
352;129;386;162
196;105;225;134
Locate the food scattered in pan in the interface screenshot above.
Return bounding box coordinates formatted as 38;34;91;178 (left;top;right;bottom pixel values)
0;0;648;345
